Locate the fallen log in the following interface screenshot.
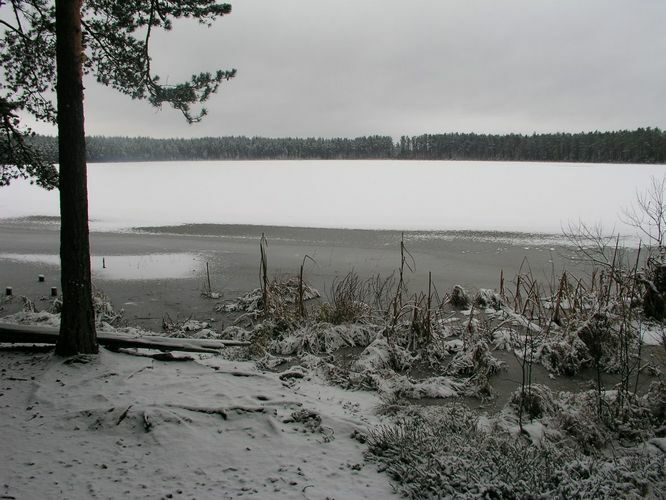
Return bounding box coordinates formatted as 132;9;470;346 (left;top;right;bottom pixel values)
0;323;249;354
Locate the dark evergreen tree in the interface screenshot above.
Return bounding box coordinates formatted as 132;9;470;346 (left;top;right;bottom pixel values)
0;0;235;354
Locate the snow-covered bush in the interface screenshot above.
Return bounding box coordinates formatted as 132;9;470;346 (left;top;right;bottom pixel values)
474;288;503;310
502;385;662;452
446;340;504;377
538;334;590;375
508;384;559;420
443;340;505;399
217;278;320;315
351;337;414;373
492;328;515;351
643;380;666;426
270;323;378;356
219;325;254;342
449;285;470;309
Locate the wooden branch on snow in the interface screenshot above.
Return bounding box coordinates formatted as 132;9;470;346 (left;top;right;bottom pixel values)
167;404;267;420
0;323;249;354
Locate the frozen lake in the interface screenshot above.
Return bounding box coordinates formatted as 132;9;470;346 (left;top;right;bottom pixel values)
1;160;665;237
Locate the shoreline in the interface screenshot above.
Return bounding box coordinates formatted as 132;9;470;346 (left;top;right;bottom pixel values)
1;219;590;331
2;218;663;498
1;215;572;239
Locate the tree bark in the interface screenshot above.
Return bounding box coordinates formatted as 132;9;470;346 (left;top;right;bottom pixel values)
55;0;97;355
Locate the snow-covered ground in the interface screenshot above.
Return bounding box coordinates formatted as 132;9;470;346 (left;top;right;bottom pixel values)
1;160;665;236
0;346;394;499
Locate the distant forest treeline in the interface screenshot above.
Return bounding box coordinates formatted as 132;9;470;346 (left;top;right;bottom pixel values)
27;128;666;164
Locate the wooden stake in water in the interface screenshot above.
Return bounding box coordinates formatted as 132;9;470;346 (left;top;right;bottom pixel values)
260;233;269;310
206;262;212;295
5;287;12;296
426;271;432;340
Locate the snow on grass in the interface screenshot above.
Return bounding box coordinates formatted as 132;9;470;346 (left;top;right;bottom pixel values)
270;323;378;356
0;310;62;328
366;404;665;498
351;338;414;373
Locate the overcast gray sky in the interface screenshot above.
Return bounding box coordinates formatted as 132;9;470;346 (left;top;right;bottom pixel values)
37;0;666;138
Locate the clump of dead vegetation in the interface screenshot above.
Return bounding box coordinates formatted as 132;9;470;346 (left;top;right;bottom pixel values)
49;288;124;326
216;239;321;326
217;277;320;316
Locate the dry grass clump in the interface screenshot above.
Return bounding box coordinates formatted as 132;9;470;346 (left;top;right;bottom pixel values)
49;288;123;326
318;271;373;325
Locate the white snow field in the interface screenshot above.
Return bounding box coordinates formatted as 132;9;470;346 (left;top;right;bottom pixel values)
1;160;665;236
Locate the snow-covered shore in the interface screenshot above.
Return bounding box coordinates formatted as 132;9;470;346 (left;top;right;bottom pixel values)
2;308;664;498
0;345;394;499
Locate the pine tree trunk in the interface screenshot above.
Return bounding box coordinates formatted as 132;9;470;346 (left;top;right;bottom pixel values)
55;0;97;355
